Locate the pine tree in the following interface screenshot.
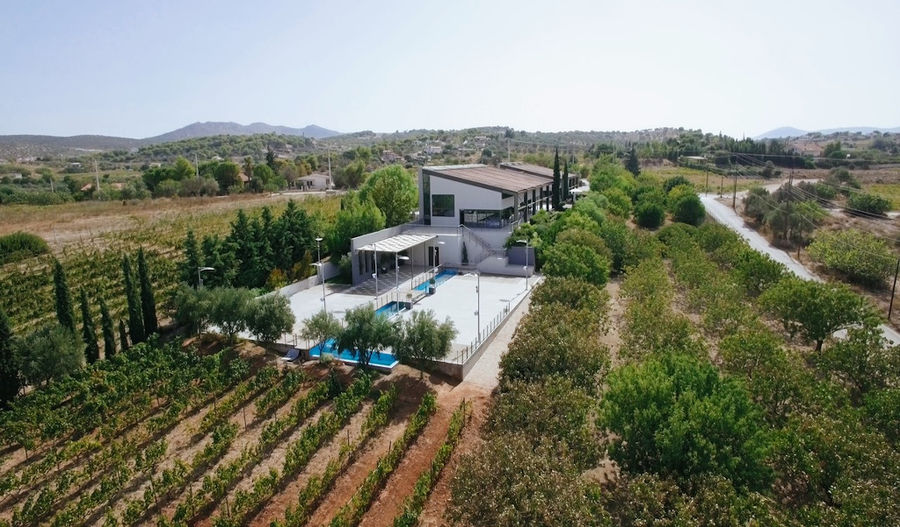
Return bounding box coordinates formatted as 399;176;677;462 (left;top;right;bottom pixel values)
552;148;562;211
122;256;145;344
99;297;116;358
563;160;570;203
118;319;129;352
79;290;100;364
625;146;641;176
0;306;19;409
137;248;158;336
229;209;255;287
266;147;276;170
181;229;201;288
53;259;76;332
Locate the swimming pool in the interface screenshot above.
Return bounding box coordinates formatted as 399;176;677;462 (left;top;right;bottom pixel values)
414;269;458;291
309;339;399;368
375;301;401;317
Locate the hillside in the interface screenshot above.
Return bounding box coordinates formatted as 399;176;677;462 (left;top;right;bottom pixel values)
0;121;339;159
757;125;900;139
144;121;339;143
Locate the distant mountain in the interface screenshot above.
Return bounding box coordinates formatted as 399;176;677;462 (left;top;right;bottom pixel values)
755;127;809;139
756;126;900;139
0;121;340;158
144;121;339;143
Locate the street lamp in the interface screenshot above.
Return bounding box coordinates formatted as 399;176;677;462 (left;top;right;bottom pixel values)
516;238;530;292
373;241;379;297
197;266;215;289
464;272;481;341
314;237;326;312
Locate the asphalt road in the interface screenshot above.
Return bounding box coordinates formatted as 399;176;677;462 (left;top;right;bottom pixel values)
699;193;900;345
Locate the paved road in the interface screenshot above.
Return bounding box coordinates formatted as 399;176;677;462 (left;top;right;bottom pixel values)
700;193;900;345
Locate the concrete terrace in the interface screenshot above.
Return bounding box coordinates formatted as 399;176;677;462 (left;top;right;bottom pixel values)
280;268;534;365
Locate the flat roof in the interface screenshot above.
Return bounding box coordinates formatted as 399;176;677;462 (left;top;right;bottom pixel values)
357;233;437;253
423;164;549;193
499;162;554;179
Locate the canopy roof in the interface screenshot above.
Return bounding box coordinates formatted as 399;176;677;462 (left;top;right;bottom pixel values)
357;233;437;253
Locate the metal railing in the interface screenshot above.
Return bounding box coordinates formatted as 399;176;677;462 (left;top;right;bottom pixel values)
452;300;513;364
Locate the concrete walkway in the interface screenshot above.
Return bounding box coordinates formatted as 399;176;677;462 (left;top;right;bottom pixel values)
461;294;532;390
700;193;900;345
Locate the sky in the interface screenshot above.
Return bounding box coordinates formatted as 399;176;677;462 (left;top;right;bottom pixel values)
2;0;898;138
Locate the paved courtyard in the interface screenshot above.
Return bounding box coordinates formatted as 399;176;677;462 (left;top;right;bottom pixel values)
280;270;533;360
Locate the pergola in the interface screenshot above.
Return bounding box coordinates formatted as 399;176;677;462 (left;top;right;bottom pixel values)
357;233;439;293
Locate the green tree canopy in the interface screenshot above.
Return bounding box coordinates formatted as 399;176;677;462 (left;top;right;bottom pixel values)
760;277;871;351
599;353;772;490
137;248;158;335
358;165;417;227
395;309;457;377
14;324;84;387
246;294;295;343
53;259;76;332
542;241;610;286
99;297;116;358
122;255;145;344
449;433;605;527
808;229;894;287
0;307;19;408
335;304;397;369
327;192;386;256
301;309;342;349
78;290;100;364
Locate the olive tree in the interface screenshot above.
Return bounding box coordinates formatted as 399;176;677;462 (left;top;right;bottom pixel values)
335;304;397;369
395;309;456;377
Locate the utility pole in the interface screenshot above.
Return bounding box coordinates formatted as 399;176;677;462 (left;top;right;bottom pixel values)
732;176;737;209
705;163;709;194
889;257;900;320
507;139;510;162
93;159;101;200
195;153;199;178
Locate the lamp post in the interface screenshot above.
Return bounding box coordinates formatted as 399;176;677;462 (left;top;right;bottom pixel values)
516;238;530;292
197;266;214;289
315;237;325;312
475;272;481;340
373;241;378;297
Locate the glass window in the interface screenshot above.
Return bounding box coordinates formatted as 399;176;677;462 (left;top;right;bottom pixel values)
431;194;455;217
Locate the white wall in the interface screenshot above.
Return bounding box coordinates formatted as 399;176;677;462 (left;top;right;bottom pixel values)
428;176;503;228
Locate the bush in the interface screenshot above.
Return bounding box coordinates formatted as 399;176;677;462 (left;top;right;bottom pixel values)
808;229;894;287
847;192;891;215
602;187;632;218
671;194;705;226
599;353;772;490
500;305;609;391
448;433;605;527
542;241;610;286
0;232;50;265
634;201;665;229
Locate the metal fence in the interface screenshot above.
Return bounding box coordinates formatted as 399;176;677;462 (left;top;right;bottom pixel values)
452;300;513;364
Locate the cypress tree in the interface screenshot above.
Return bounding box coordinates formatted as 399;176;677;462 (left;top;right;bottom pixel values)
118;319;129;352
53;259;76;332
79;290;100;364
122;255;145;344
552;148;562;211
181;229;201;288
563;160;570;202
625;145;641;176
0;307;19;409
99;297;116;358
137;248;158;336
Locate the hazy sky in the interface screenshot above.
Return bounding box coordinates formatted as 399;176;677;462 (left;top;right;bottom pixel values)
2;0;898;138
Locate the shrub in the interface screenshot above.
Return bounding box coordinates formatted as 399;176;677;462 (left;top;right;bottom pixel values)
448;433;605;527
602;187;632;218
500;305;609;391
541;241;610;286
671;194;705;225
663;175;692;194
0;232;50;265
599;353;772;490
634;201;665;229
807;229;894;287
847;192;891;215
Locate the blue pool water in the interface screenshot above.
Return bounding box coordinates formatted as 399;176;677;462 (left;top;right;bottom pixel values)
414;269;457;291
309;339;399;368
375;301;401;317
